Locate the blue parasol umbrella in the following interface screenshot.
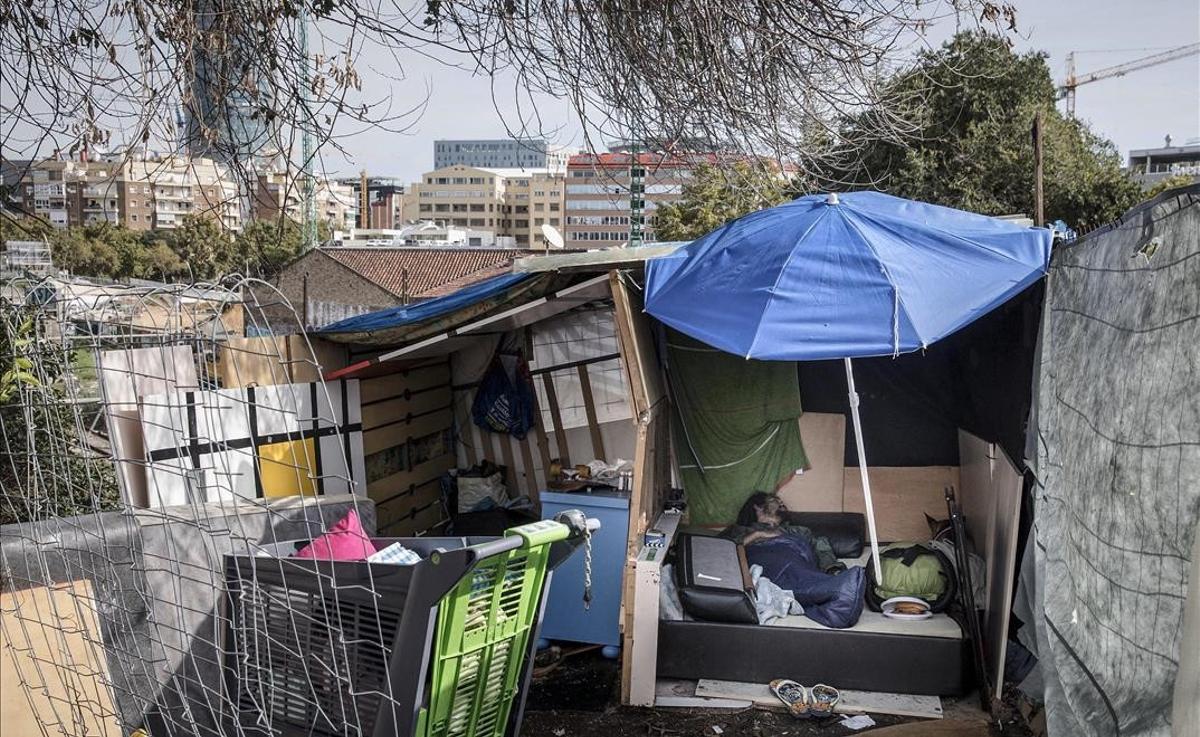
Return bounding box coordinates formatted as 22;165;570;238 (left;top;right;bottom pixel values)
645;191;1052;581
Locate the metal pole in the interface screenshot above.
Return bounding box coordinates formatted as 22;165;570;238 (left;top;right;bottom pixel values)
1033;111;1045;227
845;357;883;585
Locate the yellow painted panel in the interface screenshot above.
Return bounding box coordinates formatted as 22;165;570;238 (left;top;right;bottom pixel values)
258;437;318;497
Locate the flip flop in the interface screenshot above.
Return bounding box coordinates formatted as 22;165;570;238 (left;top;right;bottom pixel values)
809;683;841;718
769;678;811;719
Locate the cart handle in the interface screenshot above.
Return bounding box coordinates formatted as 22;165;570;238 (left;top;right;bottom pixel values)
465;513;600;562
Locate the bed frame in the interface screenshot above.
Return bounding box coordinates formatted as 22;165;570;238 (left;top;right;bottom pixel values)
656;618;971;696
655;513;973;697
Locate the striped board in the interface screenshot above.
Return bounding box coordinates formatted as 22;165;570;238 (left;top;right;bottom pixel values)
139;380;365;507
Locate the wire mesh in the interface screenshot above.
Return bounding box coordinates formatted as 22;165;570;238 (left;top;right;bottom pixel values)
0;273;397;737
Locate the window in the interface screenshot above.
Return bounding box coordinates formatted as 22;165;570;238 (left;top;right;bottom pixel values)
452;218;468;226
470;218;486;226
549;202;560;211
434;204;450;212
130;200;138;207
452;177;467;184
436;177;449;184
452;204;468;212
550;218;560;226
534;218;544;226
534;202;544;212
534;190;545;197
131;214;138;222
515;219;529;228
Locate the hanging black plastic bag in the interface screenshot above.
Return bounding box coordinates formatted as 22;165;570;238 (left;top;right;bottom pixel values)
471;351;537;439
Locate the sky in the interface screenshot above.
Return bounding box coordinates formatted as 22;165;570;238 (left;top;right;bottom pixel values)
321;0;1200;184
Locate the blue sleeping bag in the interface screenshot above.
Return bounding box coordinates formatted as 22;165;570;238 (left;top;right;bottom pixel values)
743;533;866;629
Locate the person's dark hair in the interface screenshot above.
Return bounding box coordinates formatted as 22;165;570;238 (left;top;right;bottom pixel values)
736;491;774;527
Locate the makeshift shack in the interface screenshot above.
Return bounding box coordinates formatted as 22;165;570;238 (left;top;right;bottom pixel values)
307;196;1052;709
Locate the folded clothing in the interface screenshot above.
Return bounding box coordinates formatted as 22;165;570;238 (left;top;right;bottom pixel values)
369;542;422;566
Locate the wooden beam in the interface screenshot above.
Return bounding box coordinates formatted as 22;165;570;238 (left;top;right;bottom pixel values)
518;436;538;501
577;364;606;461
497;431;519;494
541;372;569;465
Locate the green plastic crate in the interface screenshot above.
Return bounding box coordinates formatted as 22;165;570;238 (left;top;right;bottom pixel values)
421;519;571;737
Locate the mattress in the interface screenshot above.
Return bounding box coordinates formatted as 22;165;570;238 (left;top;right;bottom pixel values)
769;609;963;638
773;551;963;638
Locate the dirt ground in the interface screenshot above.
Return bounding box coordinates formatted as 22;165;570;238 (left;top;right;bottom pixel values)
521;650;1033;737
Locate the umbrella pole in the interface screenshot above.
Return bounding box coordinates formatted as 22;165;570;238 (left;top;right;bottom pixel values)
845;357;883;586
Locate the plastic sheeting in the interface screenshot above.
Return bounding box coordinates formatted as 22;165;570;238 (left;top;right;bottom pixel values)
1017;186;1200;737
317;272;529;334
645;191;1051;361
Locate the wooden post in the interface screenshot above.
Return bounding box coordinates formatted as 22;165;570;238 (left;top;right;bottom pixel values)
1033;111;1045;227
577;364;606;461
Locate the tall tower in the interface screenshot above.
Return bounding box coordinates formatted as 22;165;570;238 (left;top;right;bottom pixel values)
185;0;281;170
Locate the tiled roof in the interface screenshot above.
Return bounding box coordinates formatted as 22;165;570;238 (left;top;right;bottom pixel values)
321;247;524;300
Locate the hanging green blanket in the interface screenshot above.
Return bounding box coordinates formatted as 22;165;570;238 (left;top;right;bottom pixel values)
667;330;808;525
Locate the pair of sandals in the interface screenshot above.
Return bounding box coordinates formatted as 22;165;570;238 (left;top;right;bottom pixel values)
769;679;840;719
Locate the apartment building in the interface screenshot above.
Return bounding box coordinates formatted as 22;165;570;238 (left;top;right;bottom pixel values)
402;165;565;248
253;171;357;229
563;152;694;248
8;155;242;232
1128;139;1200;190
434;139;576;172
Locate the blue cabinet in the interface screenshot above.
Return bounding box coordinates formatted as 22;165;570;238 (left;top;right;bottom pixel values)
539;489;630;648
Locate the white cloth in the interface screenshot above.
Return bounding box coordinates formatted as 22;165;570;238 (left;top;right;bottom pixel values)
750;564;803;624
659;563;685;621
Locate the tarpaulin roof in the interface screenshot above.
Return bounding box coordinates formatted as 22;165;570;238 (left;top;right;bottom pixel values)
318;271;530;336
645;191;1053;361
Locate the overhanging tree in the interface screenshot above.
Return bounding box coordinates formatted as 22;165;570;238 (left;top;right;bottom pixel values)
833;32;1140;231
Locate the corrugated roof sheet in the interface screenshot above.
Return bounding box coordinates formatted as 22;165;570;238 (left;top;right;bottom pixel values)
321;247;524;300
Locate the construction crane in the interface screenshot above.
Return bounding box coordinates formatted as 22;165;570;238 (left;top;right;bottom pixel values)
1060;43;1200;117
299;7;319;250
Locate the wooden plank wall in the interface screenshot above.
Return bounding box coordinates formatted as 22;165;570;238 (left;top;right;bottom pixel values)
217;335;347;387
361;360;456;536
215;335;456;536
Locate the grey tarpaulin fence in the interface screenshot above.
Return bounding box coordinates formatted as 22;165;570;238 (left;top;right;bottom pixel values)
1016;184;1200;737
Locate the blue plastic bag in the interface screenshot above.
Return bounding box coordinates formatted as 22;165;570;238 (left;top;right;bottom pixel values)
471;352;537;439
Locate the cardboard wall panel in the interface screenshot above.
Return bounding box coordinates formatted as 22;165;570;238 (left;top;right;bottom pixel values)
0;581;121;737
777;412;846;512
842;466;960;542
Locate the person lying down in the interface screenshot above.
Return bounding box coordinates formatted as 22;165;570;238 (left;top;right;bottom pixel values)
722;492;866;629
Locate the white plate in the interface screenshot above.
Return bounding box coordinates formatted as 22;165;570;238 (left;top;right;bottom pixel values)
882;608;933;621
880;595;933;620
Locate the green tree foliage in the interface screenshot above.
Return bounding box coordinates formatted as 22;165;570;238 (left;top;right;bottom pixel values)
655;163;789;242
1142;174;1195;200
35;214;316;283
834;32;1140;232
164;214;238;280
0;307;120;525
236;218;308;278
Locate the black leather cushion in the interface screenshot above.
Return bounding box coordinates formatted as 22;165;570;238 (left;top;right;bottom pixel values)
674;533;758;624
782;511;865;558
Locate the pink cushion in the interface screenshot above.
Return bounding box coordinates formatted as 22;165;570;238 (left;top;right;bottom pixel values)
292;509;377;562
